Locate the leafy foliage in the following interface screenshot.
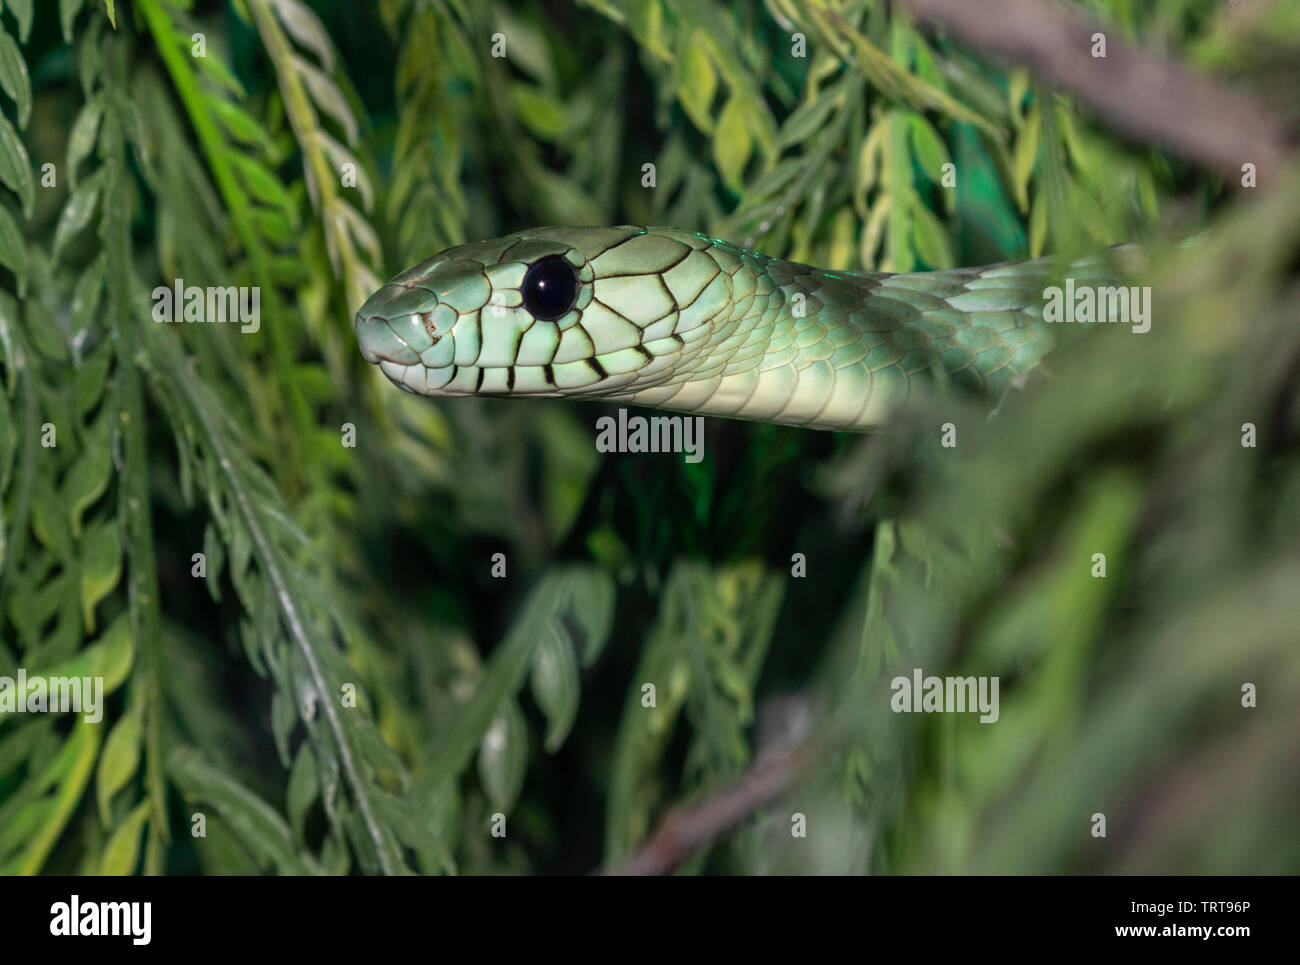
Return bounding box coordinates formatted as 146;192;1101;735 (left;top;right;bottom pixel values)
0;0;1295;874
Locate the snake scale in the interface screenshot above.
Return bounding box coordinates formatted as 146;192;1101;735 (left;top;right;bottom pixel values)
354;226;1115;431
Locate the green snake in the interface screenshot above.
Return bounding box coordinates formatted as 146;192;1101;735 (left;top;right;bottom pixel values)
355;225;1115;431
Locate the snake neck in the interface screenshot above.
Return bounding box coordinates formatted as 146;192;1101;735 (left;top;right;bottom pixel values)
612;237;1078;431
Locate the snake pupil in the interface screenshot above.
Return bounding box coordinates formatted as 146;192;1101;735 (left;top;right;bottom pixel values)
521;256;579;321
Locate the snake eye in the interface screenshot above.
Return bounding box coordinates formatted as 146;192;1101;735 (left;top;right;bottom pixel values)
521;256;579;321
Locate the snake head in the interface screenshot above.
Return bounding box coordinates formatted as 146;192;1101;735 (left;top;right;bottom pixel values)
355;225;729;399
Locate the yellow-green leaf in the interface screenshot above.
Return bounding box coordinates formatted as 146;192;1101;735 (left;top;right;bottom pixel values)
97;708;142;825
99;802;150;876
677;33;716;134
854;121;886;216
1029;192;1048;257
714;95;752;194
911;197;955;269
510;84;566;142
95;612;135;695
1012;108;1041;214
907;114;951;186
859;192;891;269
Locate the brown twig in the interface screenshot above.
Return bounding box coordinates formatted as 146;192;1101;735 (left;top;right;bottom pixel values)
603;741;815;876
897;0;1292;181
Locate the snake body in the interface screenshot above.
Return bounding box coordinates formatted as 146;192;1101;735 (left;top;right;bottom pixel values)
355;226;1113;431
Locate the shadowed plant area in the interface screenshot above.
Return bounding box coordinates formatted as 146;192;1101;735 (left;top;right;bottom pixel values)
0;0;1296;876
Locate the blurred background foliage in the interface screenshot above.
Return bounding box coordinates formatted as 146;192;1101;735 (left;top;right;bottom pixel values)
0;0;1296;874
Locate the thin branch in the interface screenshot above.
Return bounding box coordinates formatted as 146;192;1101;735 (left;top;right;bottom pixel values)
153;338;405;876
897;0;1292;181
603;741;815;876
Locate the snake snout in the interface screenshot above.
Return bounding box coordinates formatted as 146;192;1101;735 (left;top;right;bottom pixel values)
355;282;443;366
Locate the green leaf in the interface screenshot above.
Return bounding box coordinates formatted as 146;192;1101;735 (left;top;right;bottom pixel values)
188;35;246;97
7;0;33;43
1012;108;1041;214
167;747;318;875
854;121;887;215
1029;192;1048;258
226;151;294;216
286;742;318;839
859;191;890;268
22;612;134;699
97;708;142;825
0;24;31;128
677;32;717;134
52;169;103;259
95;614;135;696
742;159;802;203
776;89;842;150
1008;67;1032;125
256;208;295;245
210;98;273;152
70;256;107;355
60;0;87;43
80;519;122;632
530;621;579;752
510;83;566;142
98;801;149;875
568;568;615;665
0;370;11;496
14;718;101;874
419;568;615;794
273;0;335;70
66;97;103;189
908;113;951;185
531;169;602;226
911;197;955;269
24;297;65;361
64;427;112;537
0;204;26;294
476;700;526;813
0;112;33;217
714;95;753;194
270;690;295;768
0;720;49;785
293;55;358;145
31;479;70;552
202;521;224;602
103;0;116;29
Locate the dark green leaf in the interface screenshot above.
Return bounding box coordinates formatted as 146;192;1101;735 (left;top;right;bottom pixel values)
0;24;31;128
0;112;31;216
